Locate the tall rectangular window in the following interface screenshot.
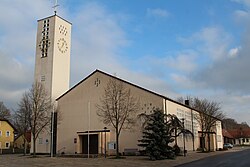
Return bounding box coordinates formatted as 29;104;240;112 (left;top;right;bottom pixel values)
0;131;2;136
39;138;43;144
5;142;10;148
6;131;10;137
41;75;45;82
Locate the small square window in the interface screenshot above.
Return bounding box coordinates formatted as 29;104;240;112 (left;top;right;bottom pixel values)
41;75;45;82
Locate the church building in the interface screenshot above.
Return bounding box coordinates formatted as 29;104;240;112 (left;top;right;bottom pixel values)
33;13;223;155
56;69;223;155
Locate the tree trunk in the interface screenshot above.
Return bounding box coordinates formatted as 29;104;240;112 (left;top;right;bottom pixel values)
201;132;205;152
208;133;211;152
116;128;119;158
32;135;36;157
175;128;177;145
23;138;26;156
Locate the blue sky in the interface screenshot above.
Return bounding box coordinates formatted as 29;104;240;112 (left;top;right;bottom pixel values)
1;0;250;125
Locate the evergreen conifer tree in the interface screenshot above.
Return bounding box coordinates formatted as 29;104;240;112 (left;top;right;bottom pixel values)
138;109;175;160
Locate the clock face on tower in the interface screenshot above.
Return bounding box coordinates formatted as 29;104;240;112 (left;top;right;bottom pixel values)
57;38;68;53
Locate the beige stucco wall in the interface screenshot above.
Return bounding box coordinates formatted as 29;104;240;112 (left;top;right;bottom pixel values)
34;15;71;102
0;120;15;149
57;71;164;154
57;71;223;154
216;121;223;149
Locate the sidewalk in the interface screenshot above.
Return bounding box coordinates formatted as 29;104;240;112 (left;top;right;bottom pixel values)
0;147;248;167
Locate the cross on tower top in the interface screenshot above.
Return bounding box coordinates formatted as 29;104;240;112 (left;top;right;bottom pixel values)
52;0;59;15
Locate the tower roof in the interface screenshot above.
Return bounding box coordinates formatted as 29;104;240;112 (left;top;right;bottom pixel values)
37;14;72;25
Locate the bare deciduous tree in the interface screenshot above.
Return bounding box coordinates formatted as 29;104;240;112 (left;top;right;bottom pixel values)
178;96;224;151
14;92;32;155
192;97;224;151
223;118;249;130
28;82;52;156
97;78;140;158
0;101;11;119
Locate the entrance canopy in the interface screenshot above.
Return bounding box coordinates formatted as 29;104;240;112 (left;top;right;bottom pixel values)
77;129;110;154
77;129;110;134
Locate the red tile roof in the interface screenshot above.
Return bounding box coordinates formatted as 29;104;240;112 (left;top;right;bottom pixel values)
222;129;234;138
226;128;250;138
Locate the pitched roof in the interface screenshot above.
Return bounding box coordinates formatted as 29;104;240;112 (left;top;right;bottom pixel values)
15;131;31;142
222;129;234;138
0;118;17;131
56;69;221;121
227;128;250;138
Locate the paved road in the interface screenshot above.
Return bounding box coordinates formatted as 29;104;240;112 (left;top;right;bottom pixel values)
0;147;248;167
176;148;250;167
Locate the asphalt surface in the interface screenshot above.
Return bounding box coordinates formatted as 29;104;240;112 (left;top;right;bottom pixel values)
176;148;250;167
0;147;249;167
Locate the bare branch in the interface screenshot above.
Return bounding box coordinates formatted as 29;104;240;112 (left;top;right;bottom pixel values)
96;78;140;157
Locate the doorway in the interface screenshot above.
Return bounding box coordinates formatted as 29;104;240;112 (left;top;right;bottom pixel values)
82;134;98;154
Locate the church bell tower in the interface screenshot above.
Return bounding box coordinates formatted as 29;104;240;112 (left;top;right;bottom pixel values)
33;9;72;153
34;14;72;102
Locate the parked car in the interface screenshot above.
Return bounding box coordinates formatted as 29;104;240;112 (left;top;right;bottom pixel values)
223;143;233;149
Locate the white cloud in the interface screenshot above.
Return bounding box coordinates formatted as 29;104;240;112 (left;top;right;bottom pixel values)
232;0;250;7
0;0;54;108
146;8;169;18
233;10;250;25
68;3;176;99
193;23;250;93
68;2;130;85
178;27;231;61
0;1;178;111
234;10;249;18
170;74;195;89
165;50;197;73
228;47;241;58
0;52;33;108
